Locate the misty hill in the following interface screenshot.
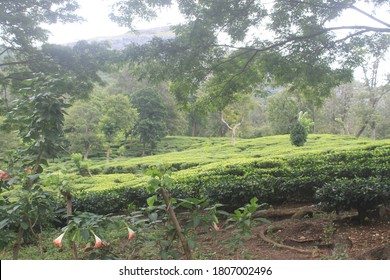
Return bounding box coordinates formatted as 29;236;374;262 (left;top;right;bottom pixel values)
70;26;175;49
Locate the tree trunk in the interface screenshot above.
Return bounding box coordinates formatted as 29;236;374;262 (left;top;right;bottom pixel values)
142;142;146;157
231;123;242;145
106;144;110;163
61;191;77;258
370;120;376;140
160;188;192;260
221;112;243;145
191;120;196;137
13;227;24;260
355;123;367;138
83;141;90;160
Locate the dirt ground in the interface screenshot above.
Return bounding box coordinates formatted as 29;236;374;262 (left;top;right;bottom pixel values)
194;204;390;260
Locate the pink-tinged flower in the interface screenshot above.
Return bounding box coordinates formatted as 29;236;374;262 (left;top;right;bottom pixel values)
24;166;33;175
127;227;135;240
53;232;65;248
93;233;102;249
213;222;220;232
0;170;10;180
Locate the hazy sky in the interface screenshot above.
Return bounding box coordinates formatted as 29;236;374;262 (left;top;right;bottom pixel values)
46;0;184;44
46;0;388;44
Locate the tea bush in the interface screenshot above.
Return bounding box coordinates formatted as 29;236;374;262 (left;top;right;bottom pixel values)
315;178;390;222
67;136;390;214
73;187;148;214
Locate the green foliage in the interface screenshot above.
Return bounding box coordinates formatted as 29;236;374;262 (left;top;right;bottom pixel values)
64;99;103;159
109;0;384;108
0;0;80;51
54;135;390;214
73;187;148;215
0;173;61;257
228;198;268;235
298;111;314;133
58;212;129;245
117;146;126;157
315;178;390;222
71;153;90;176
71;153;83;170
7;77;70;167
101;94;138;141
225;197;269;250
290;122;308;146
131;88;168;155
144;164;224;259
267;91;298;134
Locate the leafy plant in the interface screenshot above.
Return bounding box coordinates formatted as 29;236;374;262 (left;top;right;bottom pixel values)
0;173;60;259
71;153;91;176
53;211;134;259
71;153;83;170
146;164;192;259
315;178;390;223
226;197;269;250
290;121;308;146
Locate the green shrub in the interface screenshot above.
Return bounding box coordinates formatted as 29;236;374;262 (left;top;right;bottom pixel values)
66;137;390;215
290;122;307;146
71;153;83;170
73;187;148;214
315;178;390;222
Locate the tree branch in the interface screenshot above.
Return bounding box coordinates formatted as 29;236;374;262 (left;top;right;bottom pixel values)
0;60;37;67
221;112;233;130
350;5;390;28
215;25;390;53
280;1;390;28
0;47;14;57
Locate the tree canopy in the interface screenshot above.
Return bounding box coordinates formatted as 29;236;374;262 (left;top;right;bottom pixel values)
0;0;81;66
111;0;390;108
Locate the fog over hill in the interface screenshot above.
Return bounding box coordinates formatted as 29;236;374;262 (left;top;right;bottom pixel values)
68;26;175;49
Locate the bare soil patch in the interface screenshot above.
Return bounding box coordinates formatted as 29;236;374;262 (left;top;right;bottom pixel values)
193;204;390;260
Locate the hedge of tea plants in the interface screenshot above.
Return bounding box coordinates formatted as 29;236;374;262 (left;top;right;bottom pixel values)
72;137;390;214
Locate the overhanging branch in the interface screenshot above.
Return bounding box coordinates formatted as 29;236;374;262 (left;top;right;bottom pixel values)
0;60;37;67
350;5;390;28
281;1;390;28
214;25;390;53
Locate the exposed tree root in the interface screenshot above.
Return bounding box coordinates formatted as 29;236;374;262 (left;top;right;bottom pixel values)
257;225;317;255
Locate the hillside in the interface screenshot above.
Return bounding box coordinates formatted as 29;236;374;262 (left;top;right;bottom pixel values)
50;135;390;199
67;26;175;49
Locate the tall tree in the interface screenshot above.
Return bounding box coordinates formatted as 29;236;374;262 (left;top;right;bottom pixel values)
64;99;103;160
99;94;138;162
107;69;188;136
131;88;167;156
102;94;139;141
316;82;357;135
354;35;390;139
110;0;389;107
220;95;255;145
267;90;300;135
0;0;81;71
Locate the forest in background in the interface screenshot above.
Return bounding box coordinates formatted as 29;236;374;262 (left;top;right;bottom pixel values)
2;34;390;159
1;1;390;161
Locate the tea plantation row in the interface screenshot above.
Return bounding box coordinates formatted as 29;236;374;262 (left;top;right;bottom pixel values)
71;135;390;216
